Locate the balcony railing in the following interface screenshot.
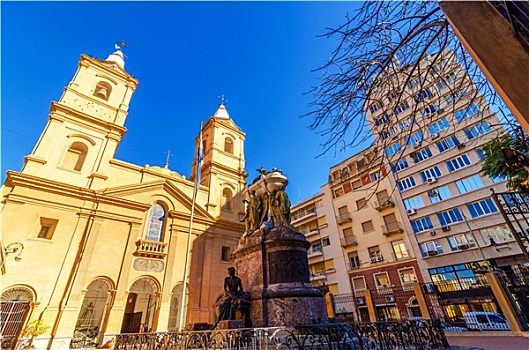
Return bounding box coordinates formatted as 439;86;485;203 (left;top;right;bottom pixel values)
340;235;358;247
291;209;317;224
134;239;168;259
374;199;395;211
336;213;352;225
382;221;404;236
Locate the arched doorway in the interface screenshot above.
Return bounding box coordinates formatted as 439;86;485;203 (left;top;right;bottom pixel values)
1;286;35;350
121;277;159;333
70;278;113;348
167;283;190;331
406;296;423;319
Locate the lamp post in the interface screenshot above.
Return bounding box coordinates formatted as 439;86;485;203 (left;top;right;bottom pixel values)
3;242;24;262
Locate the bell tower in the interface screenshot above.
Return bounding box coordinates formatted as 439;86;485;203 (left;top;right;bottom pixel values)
22;47;139;188
190;103;247;219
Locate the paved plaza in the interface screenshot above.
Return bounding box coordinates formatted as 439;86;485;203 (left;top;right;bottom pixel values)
446;333;529;350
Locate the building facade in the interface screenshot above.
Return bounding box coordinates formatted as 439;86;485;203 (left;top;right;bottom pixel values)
1;49;247;349
365;49;528;324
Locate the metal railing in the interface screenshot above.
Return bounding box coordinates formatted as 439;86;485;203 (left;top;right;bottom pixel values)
336;213;352;225
382;222;404;236
134;239;168;258
340;235;358;247
114;321;449;350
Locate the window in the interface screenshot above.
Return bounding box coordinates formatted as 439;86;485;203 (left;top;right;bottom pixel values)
399;117;414;131
428;186;452;203
93;81;112;100
464;121;491;140
144;203;166;242
479;225;513;244
428;118;450;135
467;199;498;218
334;187;344;197
397;176;416;191
413;89;433;103
455;175;484;194
392;241;409;260
386;142;401;157
447;234;476;251
348;252;361;269
62;142;88;171
362;220;374;233
352;276;366;291
394;101;410;115
374;272;390;288
374;113;390;126
421;104;439;118
454;103;479;122
388;91;400;102
322;237;331;247
475;148;486;161
356;198;367;210
221;188;233;211
221;246;231;262
370;172;381;181
37;218;58;239
436;135;460;152
391;158;409;173
411;216;433;233
431;59;447;72
446;154;471;172
368;246;381;258
410;147;433;163
352;179;362;190
312;242;323;253
369;102;381;114
420;166;442;182
406;131;424;146
437;208;463;226
406;77;422;90
224;137;234;154
420;240;443;256
403;195;425;210
399;267;417;284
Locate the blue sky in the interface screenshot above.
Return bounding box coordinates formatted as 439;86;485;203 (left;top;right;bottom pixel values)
1;1;368;202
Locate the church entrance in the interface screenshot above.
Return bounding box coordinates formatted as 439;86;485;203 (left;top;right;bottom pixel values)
121;278;158;333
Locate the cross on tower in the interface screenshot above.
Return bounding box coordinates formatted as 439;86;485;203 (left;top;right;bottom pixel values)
115;40;130;51
218;95;228;106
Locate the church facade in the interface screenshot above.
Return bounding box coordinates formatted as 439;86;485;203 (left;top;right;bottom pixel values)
1;49;247;349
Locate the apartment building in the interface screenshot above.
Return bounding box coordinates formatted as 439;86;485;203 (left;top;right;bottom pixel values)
290;186;352;296
327;146;425;322
365;49;528;323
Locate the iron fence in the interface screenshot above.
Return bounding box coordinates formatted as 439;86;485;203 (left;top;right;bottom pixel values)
115;321;449;350
497;266;529;331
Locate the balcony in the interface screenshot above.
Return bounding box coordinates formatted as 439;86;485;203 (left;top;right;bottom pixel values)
310;272;327;281
304;229;320;239
340;235;358;247
307;250;323;259
336;213;352;225
134;239;168;259
382;221;404;236
291;209;317;225
348;262;362;271
374;199;395;211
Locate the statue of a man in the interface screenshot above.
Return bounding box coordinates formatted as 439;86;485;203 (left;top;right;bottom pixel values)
270;187;294;229
215;267;244;322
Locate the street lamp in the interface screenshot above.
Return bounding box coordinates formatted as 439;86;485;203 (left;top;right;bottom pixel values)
4;242;24;262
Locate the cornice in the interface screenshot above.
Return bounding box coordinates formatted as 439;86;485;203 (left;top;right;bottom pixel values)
80;54;139;87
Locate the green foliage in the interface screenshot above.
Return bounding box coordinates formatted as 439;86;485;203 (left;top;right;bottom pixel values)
481;133;529;191
20;319;50;343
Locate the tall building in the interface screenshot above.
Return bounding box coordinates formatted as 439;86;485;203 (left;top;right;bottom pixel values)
1;49;246;349
365;49;527;324
327;146;425;322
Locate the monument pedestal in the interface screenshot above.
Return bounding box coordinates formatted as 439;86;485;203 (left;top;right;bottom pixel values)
216;320;245;329
232;227;327;327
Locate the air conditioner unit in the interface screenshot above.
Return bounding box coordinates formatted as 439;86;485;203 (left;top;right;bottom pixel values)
413;142;421;148
430;231;436;236
441;225;451;232
385;295;396;303
430;133;439;139
356;297;366;306
457;143;466;149
458;243;470;250
427;177;437;184
370;256;384;263
406;208;417;216
351;241;358;246
427;250;438;256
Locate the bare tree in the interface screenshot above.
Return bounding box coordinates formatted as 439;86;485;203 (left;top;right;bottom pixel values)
307;0;516;164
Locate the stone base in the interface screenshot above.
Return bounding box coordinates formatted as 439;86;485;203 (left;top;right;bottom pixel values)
232;227;327;328
216;320;245;329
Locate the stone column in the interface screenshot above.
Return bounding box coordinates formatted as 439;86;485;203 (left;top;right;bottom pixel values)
325;293;336;318
364;289;377;322
413;283;431;320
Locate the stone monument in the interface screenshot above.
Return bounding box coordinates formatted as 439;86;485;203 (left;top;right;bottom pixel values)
231;168;327;327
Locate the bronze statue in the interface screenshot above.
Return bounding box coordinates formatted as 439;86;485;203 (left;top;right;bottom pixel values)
213;267;247;326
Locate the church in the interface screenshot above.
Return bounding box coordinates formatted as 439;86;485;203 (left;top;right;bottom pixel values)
1;48;247;349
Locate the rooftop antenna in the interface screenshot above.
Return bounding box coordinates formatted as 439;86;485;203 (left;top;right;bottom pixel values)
164;150;172;169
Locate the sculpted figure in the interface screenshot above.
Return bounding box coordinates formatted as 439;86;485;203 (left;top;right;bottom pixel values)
213;267;249;328
270;187;294;229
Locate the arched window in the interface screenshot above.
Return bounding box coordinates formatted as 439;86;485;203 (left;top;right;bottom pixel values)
93;81;112;101
224;137;234;154
71;279;112;348
221;188;233;211
144;204;166;242
1;286;35;348
62;142;88;171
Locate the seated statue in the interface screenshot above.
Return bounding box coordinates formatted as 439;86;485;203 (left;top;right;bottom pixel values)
213;267;250;328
